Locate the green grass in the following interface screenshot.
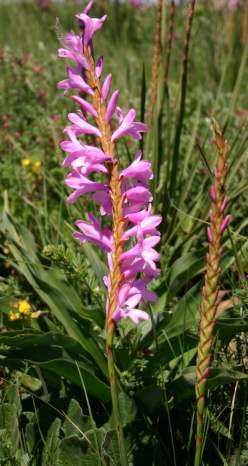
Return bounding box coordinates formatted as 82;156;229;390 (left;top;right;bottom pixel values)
0;1;248;465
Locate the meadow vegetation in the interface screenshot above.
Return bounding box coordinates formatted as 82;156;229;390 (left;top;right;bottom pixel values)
0;1;248;465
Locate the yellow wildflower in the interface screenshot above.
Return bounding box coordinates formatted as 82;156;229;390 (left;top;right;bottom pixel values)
9;311;20;321
22;158;31;168
18;299;31;315
32;160;41;175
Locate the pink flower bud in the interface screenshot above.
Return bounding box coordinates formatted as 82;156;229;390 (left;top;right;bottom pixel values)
220;196;228;213
207;227;213;243
220;215;231;235
202;368;209;380
210;185;217;201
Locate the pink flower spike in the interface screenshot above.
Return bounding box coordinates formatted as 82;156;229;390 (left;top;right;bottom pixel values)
101;74;112;101
220;215;231;235
58;3;161;329
95;56;104;79
207;227;213;243
105;90;120;123
71;96;98;118
68;113;101;137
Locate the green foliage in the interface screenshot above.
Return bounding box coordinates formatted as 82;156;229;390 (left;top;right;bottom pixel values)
0;1;248;465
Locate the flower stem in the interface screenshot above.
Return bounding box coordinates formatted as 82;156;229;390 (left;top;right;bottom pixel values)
106;322;128;466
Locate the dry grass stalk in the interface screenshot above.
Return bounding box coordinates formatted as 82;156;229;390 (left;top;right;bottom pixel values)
147;0;163;123
164;0;176;88
242;0;248;45
169;0;196;201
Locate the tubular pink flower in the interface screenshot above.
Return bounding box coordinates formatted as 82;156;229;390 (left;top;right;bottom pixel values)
65;32;82;52
74;214;113;252
95;56;104;79
76;12;107;45
106;90;120;123
58;66;93;95
71;95;98;117
61;130;110;167
65;171;107;203
58;32;89;69
111;109;148;141
58;1;161;326
68;112;101;137
123;212;161;240
125;186;152;203
92;190;112;216
101;74;112;101
111;285;149;324
120;150;153;182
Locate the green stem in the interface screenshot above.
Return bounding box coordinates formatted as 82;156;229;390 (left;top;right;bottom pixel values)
106;326;128;466
194;417;203;466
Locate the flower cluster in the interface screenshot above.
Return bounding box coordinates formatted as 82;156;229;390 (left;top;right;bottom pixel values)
212;0;241;9
128;0;145;10
58;1;161;325
22;158;42;176
8;299;41;321
38;0;49;10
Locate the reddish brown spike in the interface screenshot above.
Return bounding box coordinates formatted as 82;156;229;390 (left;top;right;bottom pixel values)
194;120;230;466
